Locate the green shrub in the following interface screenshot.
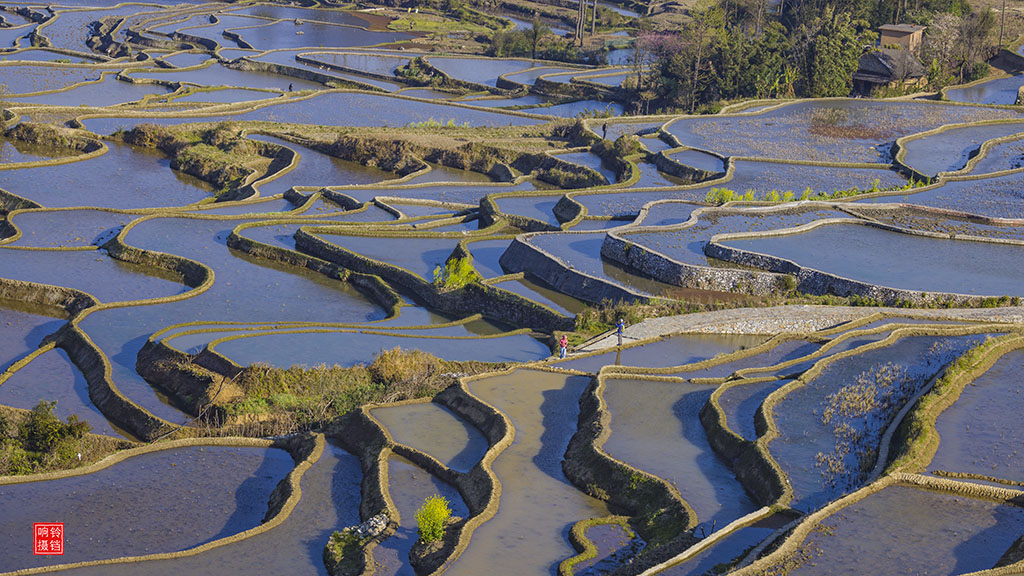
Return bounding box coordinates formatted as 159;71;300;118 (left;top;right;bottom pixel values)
415;494;451;544
22;401;90;453
432;256;480;291
705;187;736;205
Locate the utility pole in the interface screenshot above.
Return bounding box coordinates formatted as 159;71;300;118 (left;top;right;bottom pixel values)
591;0;597;36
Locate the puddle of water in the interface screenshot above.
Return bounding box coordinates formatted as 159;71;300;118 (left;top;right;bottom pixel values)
683;339;821;379
231;20;411;52
372;454;469;576
402;163;495;185
51;440;362;576
159;52;213;68
0;64;95;94
902;121;1024;177
0;299;66;373
247;134;394;195
657;518;782;576
502;66;580;84
628;208;853;267
603;378;758;532
556;151;617;184
5;75;171;107
570;218;629;230
718;379;793;442
930;347;1024;484
0;247;187;304
0;346;118;436
858;171;1024;220
971;136;1024;174
666;100;1022;164
230;5;370;28
460;94;554;108
371;402;488;472
787;484;1024;576
723;221;1024;297
527;232;717;298
526;100;625;118
83;91;544;134
464;238;513;278
211;329;549;367
0;48;95;63
0;445;294;571
770;334;989;511
129;61;323;91
638;202;702;227
668;149;725;174
559;333;765;373
574;522;643;575
313;233;460;280
447;370;609;576
0;141;215;209
427;56;537;87
493;194;563;226
946;75;1024;106
0;138;73;164
491;276;586;316
174;88;281;104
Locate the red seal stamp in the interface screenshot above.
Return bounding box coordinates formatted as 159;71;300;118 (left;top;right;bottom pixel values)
33;523;64;556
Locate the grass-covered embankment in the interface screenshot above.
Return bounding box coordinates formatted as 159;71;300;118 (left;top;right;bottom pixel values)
204;348;510;436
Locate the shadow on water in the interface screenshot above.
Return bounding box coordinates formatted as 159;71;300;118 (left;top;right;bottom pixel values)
209;453;287;543
671;386;756;531
533;375;590;488
307;441;365;571
23;316;65;349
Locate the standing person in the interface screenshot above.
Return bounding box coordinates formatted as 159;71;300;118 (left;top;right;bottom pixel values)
602;122;608;139
559;334;569;359
288;83;293;92
616;318;625;346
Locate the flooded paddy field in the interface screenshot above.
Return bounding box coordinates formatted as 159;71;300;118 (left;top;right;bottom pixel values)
3;2;1024;575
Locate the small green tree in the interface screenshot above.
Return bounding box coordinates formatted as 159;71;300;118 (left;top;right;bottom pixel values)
415;494;451;544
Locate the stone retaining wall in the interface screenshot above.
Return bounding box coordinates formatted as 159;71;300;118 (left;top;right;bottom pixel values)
499;235;647;304
602;233;789;296
295;228;574;331
704;227;1014;307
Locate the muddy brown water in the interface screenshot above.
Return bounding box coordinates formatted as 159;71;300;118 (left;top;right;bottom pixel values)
446;370;610;576
603;378;758;533
370;402;488;473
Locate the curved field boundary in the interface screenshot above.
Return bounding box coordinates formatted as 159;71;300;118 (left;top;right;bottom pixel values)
562;371;704;575
559;515;636;576
891;117;1024;180
730;472;1024;576
69;88;554;133
0;433;325;576
359;395;504;576
886;332;1024;473
744;323;1012;509
0;136;107;172
706;216;1024;306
